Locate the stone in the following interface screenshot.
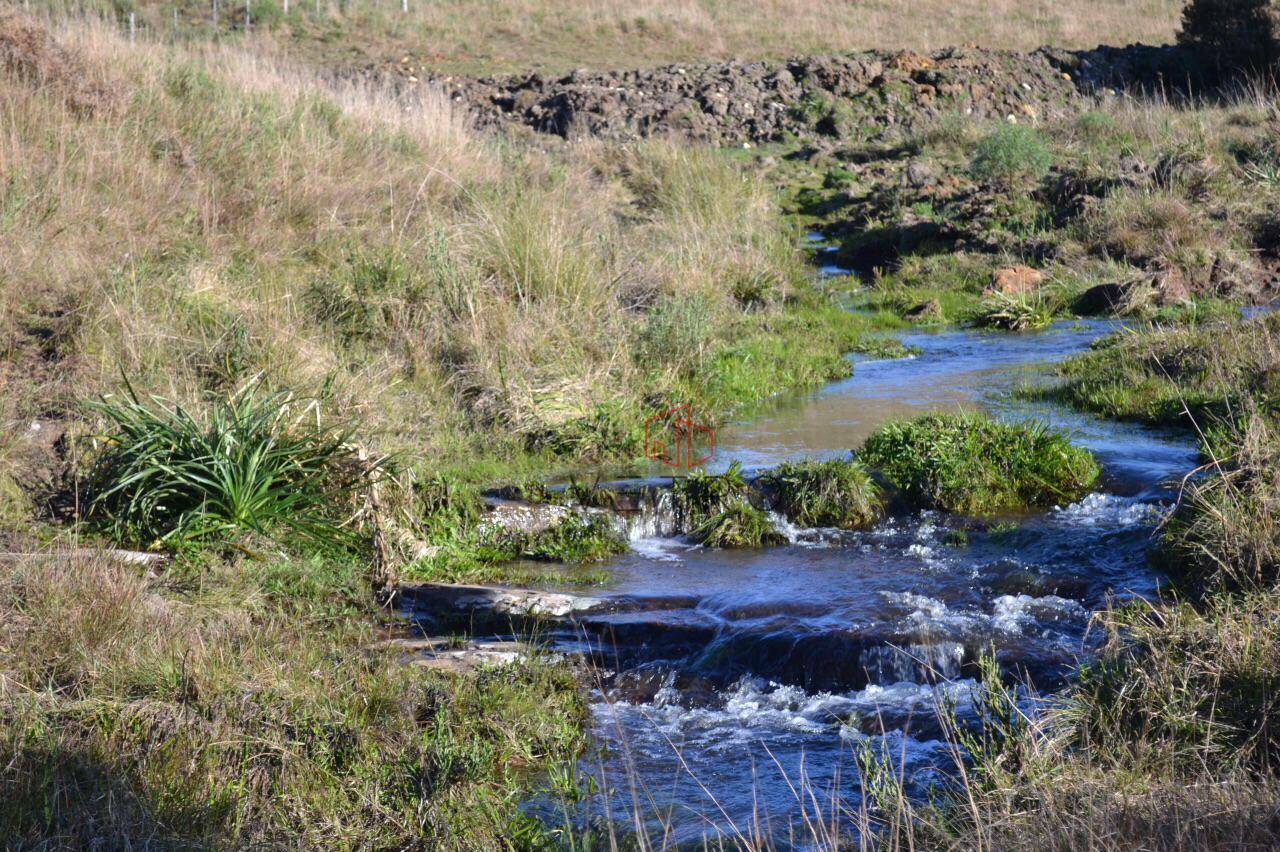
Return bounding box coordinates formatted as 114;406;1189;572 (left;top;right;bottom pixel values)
904;298;944;323
906;161;937;187
989;265;1044;296
1073;281;1129;315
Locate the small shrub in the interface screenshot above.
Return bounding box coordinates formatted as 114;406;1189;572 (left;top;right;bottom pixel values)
860;413;1099;514
731;268;784;310
85;381;372;550
758;457;882;529
692;503;785;548
1073;110;1118;142
970;124;1053;185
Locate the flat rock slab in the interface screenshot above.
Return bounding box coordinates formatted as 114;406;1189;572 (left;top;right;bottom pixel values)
399;581;604;619
402;638;529;673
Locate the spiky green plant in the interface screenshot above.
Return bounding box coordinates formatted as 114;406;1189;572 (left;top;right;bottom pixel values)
759;457;882;529
85;380;373;550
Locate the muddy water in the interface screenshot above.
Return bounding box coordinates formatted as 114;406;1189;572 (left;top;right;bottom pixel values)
527;316;1197;845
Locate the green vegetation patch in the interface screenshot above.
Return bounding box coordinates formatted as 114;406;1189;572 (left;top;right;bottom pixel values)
969;124;1053;185
1072;590;1280;774
677;301;906;417
400;472;623;585
758;457;882;529
691;503;786;548
672;461;752;529
974;291;1058;331
860;412;1100;514
84;382;372;552
1039;313;1280;428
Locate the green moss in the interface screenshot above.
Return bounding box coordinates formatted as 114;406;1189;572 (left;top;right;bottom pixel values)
758;457;882;529
860;412;1100;515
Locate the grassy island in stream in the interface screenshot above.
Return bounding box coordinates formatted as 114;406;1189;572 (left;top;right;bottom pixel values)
859;412;1100;515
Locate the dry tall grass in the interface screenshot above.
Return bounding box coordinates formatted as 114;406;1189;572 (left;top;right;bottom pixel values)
0;11;802;514
42;0;1185;75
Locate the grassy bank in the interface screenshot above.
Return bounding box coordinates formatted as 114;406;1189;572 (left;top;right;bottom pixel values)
1039;311;1280;428
0;11;895;543
0;550;587;848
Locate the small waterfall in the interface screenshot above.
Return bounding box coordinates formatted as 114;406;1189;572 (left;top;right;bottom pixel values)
765;509;803;543
611;488;680;541
858;642;966;685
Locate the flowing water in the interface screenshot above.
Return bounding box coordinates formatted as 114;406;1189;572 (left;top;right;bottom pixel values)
509;248;1200;845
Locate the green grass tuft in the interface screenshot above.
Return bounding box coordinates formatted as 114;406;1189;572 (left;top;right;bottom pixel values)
691;503;786;548
84;380;374;551
859;412;1100;514
672;460;752;529
975;291;1058;331
758;457;882;529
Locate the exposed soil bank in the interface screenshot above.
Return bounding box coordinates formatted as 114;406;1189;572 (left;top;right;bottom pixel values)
438;44;1200;144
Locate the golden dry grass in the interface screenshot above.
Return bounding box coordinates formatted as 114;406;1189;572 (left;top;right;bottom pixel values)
46;0;1185;75
0;11;802;503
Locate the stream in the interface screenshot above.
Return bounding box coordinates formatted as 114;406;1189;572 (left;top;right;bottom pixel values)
510;313;1200;847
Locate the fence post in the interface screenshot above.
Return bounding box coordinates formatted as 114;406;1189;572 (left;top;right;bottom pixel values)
213;0;219;30
401;0;407;12
129;11;136;43
284;0;289;14
245;0;250;32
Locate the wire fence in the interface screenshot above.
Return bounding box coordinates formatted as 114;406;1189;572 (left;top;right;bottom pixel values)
29;0;425;44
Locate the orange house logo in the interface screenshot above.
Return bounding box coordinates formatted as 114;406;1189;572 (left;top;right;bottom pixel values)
645;404;715;469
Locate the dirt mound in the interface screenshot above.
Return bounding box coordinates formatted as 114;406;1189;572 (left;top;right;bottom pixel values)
0;12;119;115
438;44;1202;145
